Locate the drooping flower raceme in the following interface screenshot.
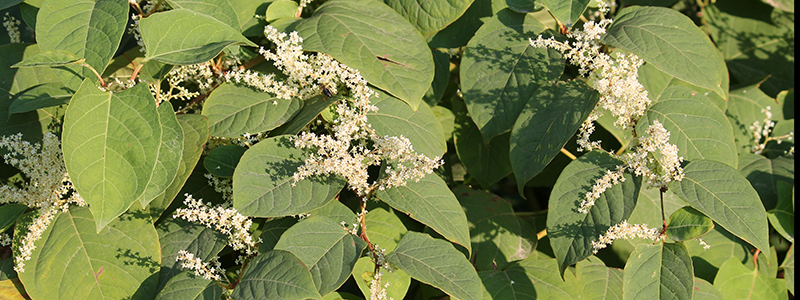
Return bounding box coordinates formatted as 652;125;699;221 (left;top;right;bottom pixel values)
173;194;259;255
591;220;663;253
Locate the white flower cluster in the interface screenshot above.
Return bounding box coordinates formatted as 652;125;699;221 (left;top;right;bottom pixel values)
750;106;793;154
3;12;20;43
621;121;685;188
203;173;233;202
591;220;663;253
530;19;651;151
368;268;391;300
579;166;626;213
0;232;11;247
128;14;145;53
176;250;225;281
242;26;442;196
698;238;711;250
0;133;86;272
173;194;259;255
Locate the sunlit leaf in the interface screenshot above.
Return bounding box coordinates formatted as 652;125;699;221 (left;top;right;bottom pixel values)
155;218;227;295
232;250;322;300
665;206;714;242
383;0;474;37
353;256;411;300
201;83;301;138
713;257;787;300
540;0;591;28
623;243;694;300
367;92;446;158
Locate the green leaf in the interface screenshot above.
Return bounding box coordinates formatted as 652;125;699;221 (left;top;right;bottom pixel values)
576;258;624;300
713;257;787;300
36;0;128;90
140;9;256;65
623;243;694;300
666;206;714;242
479;257;583;300
353;256;411;300
232;135;345;217
383;0;474;37
726;84;782;154
460;8;562;142
0;1;24;10
738;153;793;210
63;81;183;231
201;83;302;138
669;160;770;253
154;271;223;300
367;92;445;158
265;0;297;22
507;0;544;13
155;218;227;295
102;46;173;86
364;206;407;253
426;0;506;48
376;174;471;253
288;0;434;109
387;231;481;300
637;85;738;167
601;6;729;100
270;95;336;136
8;82;71;114
422;49;451;107
147;114;209;220
541;0;591;28
452;97;511;188
767;181;794;243
10;50;83;67
693;277;726;300
203;145;247;178
781;244;793;294
547;150;641;275
510;80;599;190
232;250;323;300
685;225;761;283
627;176;688;229
166;0;240;29
258;217;297;253
0;204;26;232
454;185;537;270
274;216;366;295
18;207;161;300
432;105;454;142
704;0;794;96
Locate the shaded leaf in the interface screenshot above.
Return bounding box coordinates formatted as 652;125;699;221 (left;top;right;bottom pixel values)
367;92;445;158
669;160;770;253
738;153;794;210
288;0;434;109
270;95;336;136
155;218;227;295
258;217;297;253
9;82;71;114
601;6;729;100
666;206;714;242
387;232;481;300
154;270;223;300
232;250;322;300
201;83;301;138
432;105;454;142
693;277;726;300
233;135;345;217
576;258;623;300
479;257;583;300
166;0;240;29
63;81;183;231
383;0;474;37
623;243;694;300
422;49;451;107
452;96;511;188
713;257;787;300
0;203;26;232
767;181;793;243
686;225;764;283
541;0;591;28
426;0;507;48
725;83;782;154
376;174;471;253
203;145;247;178
10;50;82;67
780;244;793;294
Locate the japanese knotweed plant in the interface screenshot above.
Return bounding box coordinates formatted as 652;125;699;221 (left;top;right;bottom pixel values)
0;0;794;299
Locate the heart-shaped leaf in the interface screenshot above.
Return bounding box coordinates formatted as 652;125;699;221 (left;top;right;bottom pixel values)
623;243;694;300
201;83;301;138
232;250;322;300
666;206;714;242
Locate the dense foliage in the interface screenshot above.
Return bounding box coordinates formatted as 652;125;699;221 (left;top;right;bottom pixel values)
0;0;794;299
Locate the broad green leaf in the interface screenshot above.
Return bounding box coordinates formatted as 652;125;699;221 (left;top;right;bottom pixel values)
422;49;451;107
762;119;794;158
265;0;297;22
10;50;83;67
686;225;763;283
628;181;687;230
637;62;728;112
0;204;26;232
155;218;227;295
432;105;455;142
308;199;358;225
367;92;445;158
154;271;223;300
166;0;240;29
0;278;26;300
541;0;591;28
376;174;471;253
63;81;183;231
479;257;582;300
767;181;793;243
713;257;787;300
140;9;256;65
18;207;161;300
781;245;793;294
669;160;770;253
18;2;37;31
777;88;794;119
510;80;599;190
704;0;794;96
102;46;173;85
507;0;544;13
666;206;714;242
387;232;481;300
36;0;128;90
426;0;507;48
232;250;322;300
460;8;562;142
147;114;209;220
601;6;729;100
364;206;407;253
258;217;297;253
547;151;641;275
623;243;694;300
383;0;474;37
576;258;623;300
738;153;794;210
201;83;301;138
203;145;247;178
726;84;782;154
353;257;411;300
232;135;345;217
637;85;738;167
454;185;537;270
0;258;14;281
8;82;71;113
0;1;24;10
693;277;726;300
270;95;336;136
452;97;511;188
274;216;367;295
288;0;434;109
